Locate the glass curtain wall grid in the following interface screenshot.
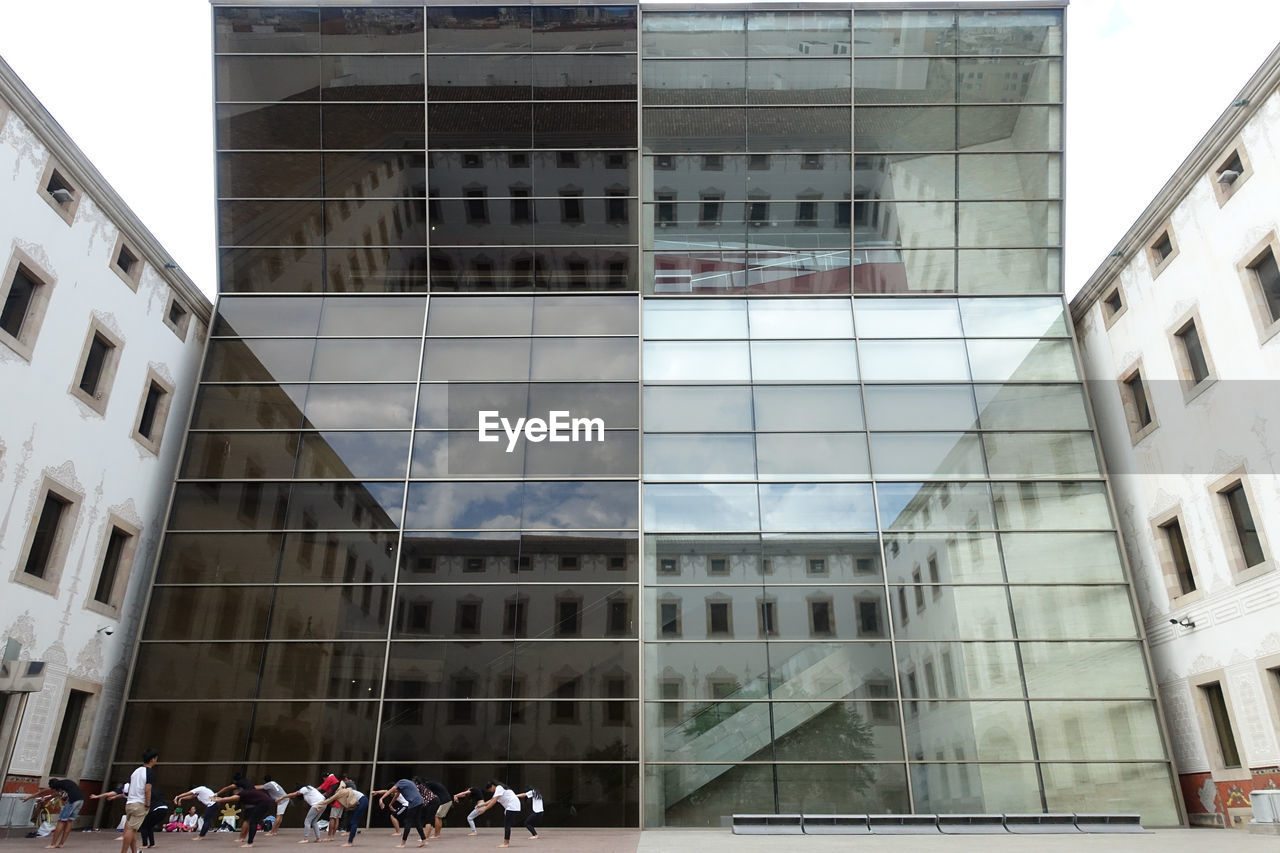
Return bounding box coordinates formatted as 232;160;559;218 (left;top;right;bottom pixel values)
112;2;1181;832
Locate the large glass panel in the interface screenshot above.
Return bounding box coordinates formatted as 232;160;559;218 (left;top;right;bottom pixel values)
285;481;404;529
219;200;324;248
643;341;751;382
877;482;995;531
643;108;745;154
399;531;637;583
777;763;908;814
854;298;962;338
966;340;1078;382
959;297;1066;338
643;386;753;432
642;300;747;339
896;642;1023;698
746;11;850;56
301;383;416;429
218;152;323;199
956;58;1061;104
864;201;956;248
312;339;421;381
959;153;1061;200
427;55;532;100
856;154;954;202
882;532;1004;584
853;10;954;57
991;482;1112;530
181;431;299;480
530;338;637;381
747;107;850;152
758;483;876;532
215;8;320;53
215;56;321;103
532;296;638;336
747;59;850;104
392;584;633;640
295;431;411;479
910;763;1043;815
644;484;760;532
859;340;969;381
278;530;400;584
384;640;636;699
426;6;532;52
747;299;853;338
755;433;870;480
854;107;953;152
1042;763;1179;827
428;103;532;149
643;435;756;481
870;433;986;479
753;385;863;431
317;296;427;336
422;339;531;381
219;247;326;294
532;6;637;52
956;10;1063;55
1032;701;1167;761
522;481;637;529
216;104;321;151
404;481;521;529
957;106;1061;151
416;383;527;430
750;341;858;381
1021;642;1152;699
154;533;282;585
321;104;425;149
983;432;1100;478
863;385;976;431
854;59;954;104
958;202;1060;248
1010;586;1137;640
142;586;273;640
1000;532;1125;583
904;701;1033;760
647;763;773;828
642;12;745;57
891;586;1013;640
974;383;1088;430
169;482;291;531
426;296;532;336
534;102;637;149
958;248;1061;295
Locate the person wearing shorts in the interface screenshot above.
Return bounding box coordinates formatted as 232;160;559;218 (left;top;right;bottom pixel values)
420;781;450;839
22;777;84;849
123;750;159;853
261;777;288;836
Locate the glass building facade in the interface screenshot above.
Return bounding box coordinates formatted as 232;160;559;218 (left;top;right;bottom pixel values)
112;2;1183;829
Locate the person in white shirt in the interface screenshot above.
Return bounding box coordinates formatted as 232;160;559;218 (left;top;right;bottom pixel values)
122;750;158;853
516;790;542;839
261;777;288;836
182;808;200;832
276;783;328;843
173;784;219;840
475;781;523;848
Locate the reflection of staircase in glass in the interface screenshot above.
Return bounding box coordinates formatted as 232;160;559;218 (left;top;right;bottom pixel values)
660;644;887;804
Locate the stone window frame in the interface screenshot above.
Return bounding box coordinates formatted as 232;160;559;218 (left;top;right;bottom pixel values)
69;317;125;416
0;95;9;131
1100;283;1127;329
130;368;176;455
84;514;142;619
1236;230;1280;345
110;232;144;291
1149;504;1202;608
1188;669;1250;782
1209;137;1253;207
46;678;101;781
12;475;83;597
756;595;778;637
1117;358;1158;445
553;593;583;637
0;248;57;362
705;594;734;638
1257;652;1280;750
1166;305;1217;402
1145;220;1179;280
1209;468;1272;584
39;159;83;225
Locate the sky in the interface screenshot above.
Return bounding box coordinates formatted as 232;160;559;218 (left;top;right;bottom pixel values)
1;1;1278;301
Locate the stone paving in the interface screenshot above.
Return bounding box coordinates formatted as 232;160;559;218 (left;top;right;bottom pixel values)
4;827;1278;853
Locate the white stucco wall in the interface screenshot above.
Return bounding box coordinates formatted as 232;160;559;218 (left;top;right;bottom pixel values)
1074;85;1280;781
0;96;208;786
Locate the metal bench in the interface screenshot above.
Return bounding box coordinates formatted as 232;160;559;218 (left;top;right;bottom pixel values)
937;814;1008;834
1075;813;1144;833
1004;813;1080;833
801;814;870;834
731;814;803;835
867;814;940;834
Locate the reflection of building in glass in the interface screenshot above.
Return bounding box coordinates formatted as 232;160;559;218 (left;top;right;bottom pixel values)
115;2;1181;831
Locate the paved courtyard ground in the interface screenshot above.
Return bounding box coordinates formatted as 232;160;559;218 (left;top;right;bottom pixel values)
2;827;1277;853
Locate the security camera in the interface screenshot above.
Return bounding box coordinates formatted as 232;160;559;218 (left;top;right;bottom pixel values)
97;626;114;636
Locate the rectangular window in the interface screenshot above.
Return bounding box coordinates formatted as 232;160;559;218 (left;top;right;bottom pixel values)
897;588;909;625
464;189;488;224
656;193;676;226
1;266;42;342
450;678;474;723
556;151;579;168
707;601;732;636
748;154;770;170
702;155;723;171
606;191;629;224
708;555;729;576
1201;681;1242;768
1248;246;1280;325
133;374;174;453
1160;517;1197;595
555;599;581;636
795;199;819;227
802;154;823;170
48;689;90;776
1176;320;1211;386
1102;287;1124;323
606;598;630;635
137;383;165;440
508;152;529;169
759;600;777;636
658;557;678;575
560;191;584;224
455;602;480;634
503;600;527;636
78;334;113;397
810;600;832;636
807;558;827;576
554;678;578;721
1121;368;1154;438
25;492;70;580
856;599;882;637
699;194;722;225
114;243;141;285
659;601;680;636
748;198;770;227
604;677;627;723
509;188;532;223
93;527;132;605
166;299;189;333
1222;482;1266;568
867;681;894;722
661;680;681;726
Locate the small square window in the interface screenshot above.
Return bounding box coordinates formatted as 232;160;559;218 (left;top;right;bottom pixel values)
507;152;529;168
111;236;143;290
1119;364;1156;443
605;152;628;169
658;557;678;575
801;154;823;170
606;191;629;225
807;558;827;576
0;254;55;361
555;599;581;636
608;555;626;571
40;163;81;224
707;555;729;576
702;155;723;171
606;598;631;635
462;153;483;168
748;154;770;170
1101;286;1125;327
163;293;193;341
1146;225;1179;278
560;555;579;570
557;151;579;168
654;155;674;170
1211;143;1252;206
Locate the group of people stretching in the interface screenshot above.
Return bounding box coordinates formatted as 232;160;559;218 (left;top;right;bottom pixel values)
171;772;543;849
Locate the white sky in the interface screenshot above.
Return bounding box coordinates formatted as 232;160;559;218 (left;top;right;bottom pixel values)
1;1;1278;300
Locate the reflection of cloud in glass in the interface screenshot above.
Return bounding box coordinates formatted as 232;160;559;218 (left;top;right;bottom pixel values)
405;482;523;529
304;384;415;429
759;483;876;531
644;484;760;532
524;482;637;529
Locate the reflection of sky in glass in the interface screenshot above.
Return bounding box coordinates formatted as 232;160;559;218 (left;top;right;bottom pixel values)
855;298;961;338
304;384;415;429
405;481;637;529
644;484;759;531
860;341;969;381
876;482;994;531
759;483;876;531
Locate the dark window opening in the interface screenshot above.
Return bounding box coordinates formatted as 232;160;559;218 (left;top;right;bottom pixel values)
24;492;70;580
93;527;131;604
